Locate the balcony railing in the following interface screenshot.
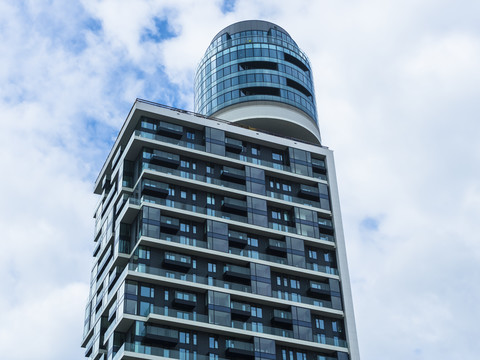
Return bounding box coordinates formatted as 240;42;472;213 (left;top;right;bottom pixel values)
267;190;321;208
129;263;337;310
142;161;246;191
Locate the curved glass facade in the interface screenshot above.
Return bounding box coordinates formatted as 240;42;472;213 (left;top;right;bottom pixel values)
195;20;317;124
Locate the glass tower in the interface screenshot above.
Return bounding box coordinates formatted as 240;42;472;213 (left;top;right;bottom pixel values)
81;20;360;360
195;20;320;144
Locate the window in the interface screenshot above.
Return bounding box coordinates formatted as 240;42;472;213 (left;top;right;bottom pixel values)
179;332;190;344
209;337;218;349
272;152;283;161
308;250;317;259
138;247;150;260
208;263;217;273
181;191;187;199
140;286;154;298
139;301;152;316
251;146;260;156
180;223;190;232
187;132;195;140
290;279;300;289
332;321;338;332
251;306;262;318
248;237;258;247
315;319;325;329
324;253;330;262
207;194;215;205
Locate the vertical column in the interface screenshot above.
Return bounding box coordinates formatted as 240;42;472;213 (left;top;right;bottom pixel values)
247;197;268;227
291;306;312;341
329;279;343;310
285;237;305;268
294;207;320;238
207;290;231;326
250;263;271;296
206;220;229;253
205;127;225;156
288;148;313;177
254;337;276;360
245;166;266;195
318;183;331;211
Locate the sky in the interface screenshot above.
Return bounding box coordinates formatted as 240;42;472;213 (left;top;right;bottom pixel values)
0;0;479;359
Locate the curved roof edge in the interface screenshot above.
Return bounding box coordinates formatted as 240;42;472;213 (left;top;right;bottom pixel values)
211;20;295;45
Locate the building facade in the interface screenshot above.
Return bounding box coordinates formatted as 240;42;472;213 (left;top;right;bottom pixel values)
81;20;360;360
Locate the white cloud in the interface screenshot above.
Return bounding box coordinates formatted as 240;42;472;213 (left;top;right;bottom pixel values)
0;0;479;359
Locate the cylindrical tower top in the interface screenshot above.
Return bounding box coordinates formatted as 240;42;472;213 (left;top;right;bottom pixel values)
195;20;321;144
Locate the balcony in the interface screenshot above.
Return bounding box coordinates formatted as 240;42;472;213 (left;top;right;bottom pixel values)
308;281;331;296
318;218;333;232
129;263;337;310
221;166;246;184
157;121;183;138
163;252;192;271
141;182;169;198
225;137;243;153
150;151;180;168
225;339;254;358
223;264;251;283
160;216;180;233
311;157;326;170
228;230;249;247
298;183;320;200
267;238;287;254
222;197;247;215
272;309;293;327
173;291;197;309
143;326;178;345
230;301;251;318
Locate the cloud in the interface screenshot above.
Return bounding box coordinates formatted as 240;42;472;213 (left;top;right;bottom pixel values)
0;0;479;359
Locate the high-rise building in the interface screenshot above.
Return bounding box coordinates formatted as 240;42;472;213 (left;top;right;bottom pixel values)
81;20;360;360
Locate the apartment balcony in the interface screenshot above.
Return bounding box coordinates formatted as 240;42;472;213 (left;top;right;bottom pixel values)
308;281;331;296
272;309;293;327
311;157;326;170
225;339;254;359
228;230;249;247
160;216;180;233
225;137;243;153
318;217;334;232
230;301;251;319
223;264;251;283
129;263;340;310
143;326;178;345
222;197;247;215
221;166;246;183
157;121;183;138
150;151;180;168
163;252;192;271
141;182;169;198
298;183;320;200
173;291;197;309
267;238;287;255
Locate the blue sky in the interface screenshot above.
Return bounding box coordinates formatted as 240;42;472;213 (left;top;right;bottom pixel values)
0;0;479;359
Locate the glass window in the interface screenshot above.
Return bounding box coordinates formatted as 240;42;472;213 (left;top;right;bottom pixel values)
209;337;218;349
272;152;283;161
125;281;137;295
140;286;154;298
208;263;217;272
